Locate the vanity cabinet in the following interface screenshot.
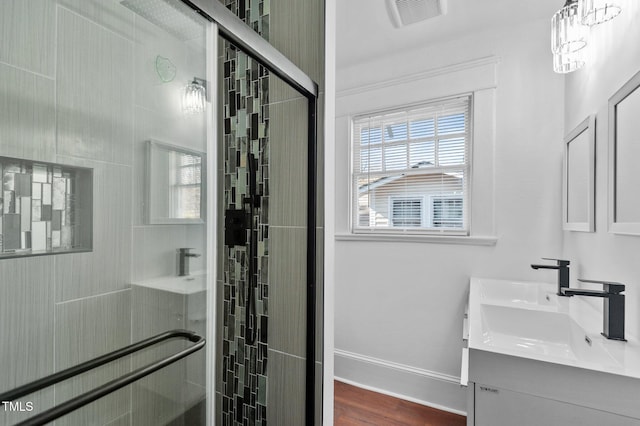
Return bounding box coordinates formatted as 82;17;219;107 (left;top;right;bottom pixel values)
470;383;638;426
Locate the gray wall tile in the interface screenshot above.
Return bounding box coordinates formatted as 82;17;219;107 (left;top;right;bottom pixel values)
267;350;305;425
131;227;145;282
131;127;148;227
0;63;55;162
56;8;134;165
270;0;324;88
269;98;309;227
57;0;135;41
105;412;131;426
0;0;55;77
270;76;307;104
0;256;55;426
131;382;186;426
55;158;132;301
54;290;132;426
0;257;55;385
268;227;307;357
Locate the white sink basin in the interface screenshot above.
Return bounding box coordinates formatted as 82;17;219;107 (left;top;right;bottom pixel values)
132;271;206;295
477;278;556;307
480;304;619;366
468;277;640;377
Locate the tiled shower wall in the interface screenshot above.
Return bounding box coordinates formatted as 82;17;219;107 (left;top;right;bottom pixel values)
219;44;271;425
217;0;324;424
0;1;206;425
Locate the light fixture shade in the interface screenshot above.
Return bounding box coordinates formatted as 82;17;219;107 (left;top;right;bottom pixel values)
552;0;589;54
553;48;586;73
182;79;206;115
578;0;621;25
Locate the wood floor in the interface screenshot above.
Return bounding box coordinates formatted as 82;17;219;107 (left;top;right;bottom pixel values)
334;381;467;426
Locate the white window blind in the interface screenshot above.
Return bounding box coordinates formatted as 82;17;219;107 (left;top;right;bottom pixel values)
432;196;463;228
391;198;423;227
352;96;471;234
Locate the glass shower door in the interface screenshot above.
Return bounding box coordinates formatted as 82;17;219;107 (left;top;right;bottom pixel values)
0;0;212;425
216;37;318;424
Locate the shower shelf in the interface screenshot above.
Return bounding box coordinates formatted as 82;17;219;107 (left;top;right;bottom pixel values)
0;329;205;426
0;155;94;258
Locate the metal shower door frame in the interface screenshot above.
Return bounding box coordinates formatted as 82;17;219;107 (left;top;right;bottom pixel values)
192;1;319;424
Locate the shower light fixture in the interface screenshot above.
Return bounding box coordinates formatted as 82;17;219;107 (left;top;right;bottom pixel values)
578;0;621;26
182;77;206;115
552;0;589;55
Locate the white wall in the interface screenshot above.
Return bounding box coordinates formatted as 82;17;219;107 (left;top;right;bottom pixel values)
334;18;565;413
562;0;640;341
323;0;336;423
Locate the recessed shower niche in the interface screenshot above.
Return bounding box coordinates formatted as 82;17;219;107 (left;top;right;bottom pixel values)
0;156;92;258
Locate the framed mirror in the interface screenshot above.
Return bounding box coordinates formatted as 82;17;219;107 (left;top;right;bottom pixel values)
609;71;640;235
563;115;595;232
147;140;205;224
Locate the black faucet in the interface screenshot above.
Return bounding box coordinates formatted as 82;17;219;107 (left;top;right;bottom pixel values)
561;279;626;341
177;248;201;277
531;258;570;296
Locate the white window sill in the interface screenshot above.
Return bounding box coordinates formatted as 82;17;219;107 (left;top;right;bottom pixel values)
334;233;497;246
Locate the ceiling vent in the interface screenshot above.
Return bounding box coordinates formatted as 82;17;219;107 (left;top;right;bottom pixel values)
386;0;447;28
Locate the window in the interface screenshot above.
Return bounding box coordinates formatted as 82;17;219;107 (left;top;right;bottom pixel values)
431;196;463;228
352;96;470;234
391;198;423;227
171;152;202;219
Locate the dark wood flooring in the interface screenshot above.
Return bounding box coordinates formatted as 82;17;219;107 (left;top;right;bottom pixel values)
334;381;467;426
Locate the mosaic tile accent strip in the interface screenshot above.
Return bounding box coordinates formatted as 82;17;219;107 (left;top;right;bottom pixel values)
221;1;270;424
0;156;92;257
222;0;270;41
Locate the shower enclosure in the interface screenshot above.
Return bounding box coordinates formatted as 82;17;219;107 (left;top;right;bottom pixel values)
0;0;322;425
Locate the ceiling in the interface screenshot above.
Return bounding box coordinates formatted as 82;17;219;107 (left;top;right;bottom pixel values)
336;0;562;69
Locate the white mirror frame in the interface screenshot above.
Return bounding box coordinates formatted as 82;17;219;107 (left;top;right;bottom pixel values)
563;115;596;232
146;139;206;225
608;71;640;235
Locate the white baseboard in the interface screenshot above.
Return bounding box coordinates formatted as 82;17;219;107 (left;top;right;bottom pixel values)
334;349;467;416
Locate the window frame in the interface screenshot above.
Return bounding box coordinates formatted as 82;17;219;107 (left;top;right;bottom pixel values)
349;94;473;236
